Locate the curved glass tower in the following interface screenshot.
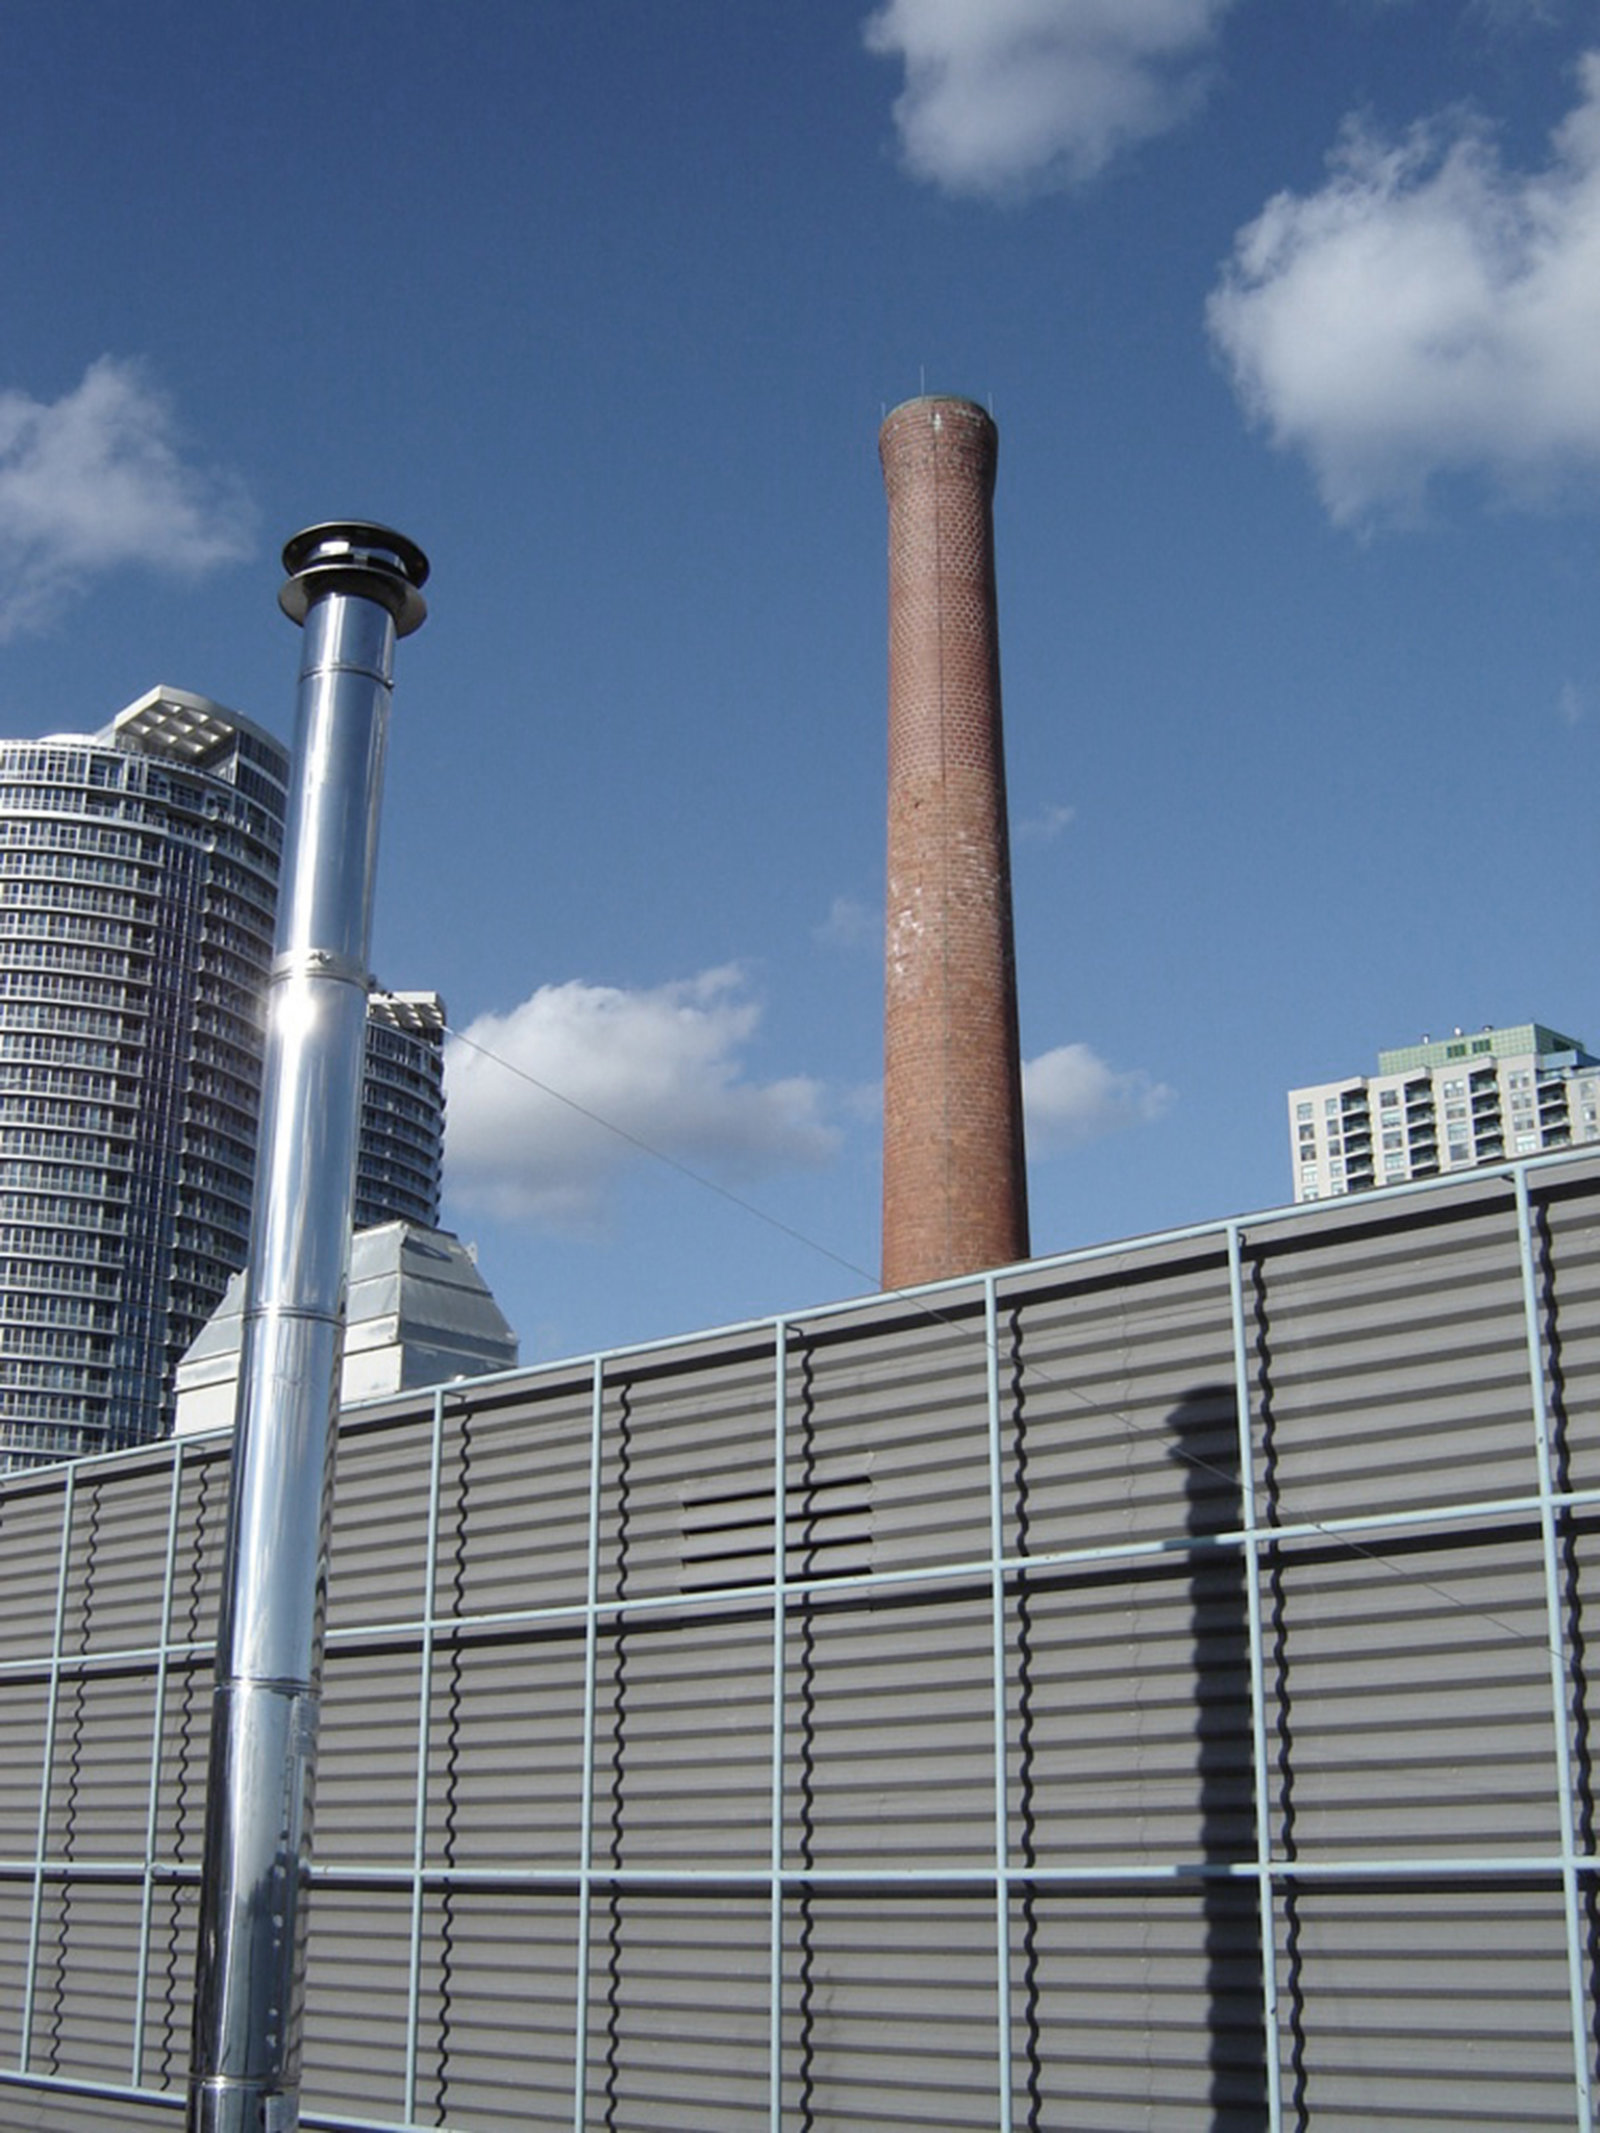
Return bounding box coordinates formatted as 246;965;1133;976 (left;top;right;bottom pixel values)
0;688;288;1466
357;990;446;1232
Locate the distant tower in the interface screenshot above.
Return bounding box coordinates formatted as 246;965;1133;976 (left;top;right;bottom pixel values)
0;689;289;1465
879;395;1029;1290
357;989;447;1230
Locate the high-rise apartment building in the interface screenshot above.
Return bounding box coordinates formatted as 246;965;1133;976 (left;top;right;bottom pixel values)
0;688;289;1466
0;691;457;1470
1288;1022;1600;1202
357;989;446;1231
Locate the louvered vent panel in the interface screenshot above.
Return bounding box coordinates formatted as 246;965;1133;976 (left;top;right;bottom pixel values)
1272;1884;1576;2125
139;1877;196;2099
44;1667;156;1859
438;1375;596;1619
597;1605;774;1870
171;1437;227;1642
999;1243;1240;1553
413;1891;578;2131
781;1895;1000;2131
1536;1175;1600;1486
316;1646;421;1866
1009;1889;1269;2130
424;1623;587;1870
1008;1557;1256;1867
785;1589;995;1870
66;1457;171;1654
582;1893;770;2132
323;1408;432;1632
0;1882;31;2065
0;1478;67;1665
28;1879;140;2083
788;1298;992;1574
153;1652;209;1869
1245;1191;1534;1523
1264;1531;1554;1858
599;1342;778;1603
301;1888;414;2125
0;1156;1596;2131
0;1678;48;1854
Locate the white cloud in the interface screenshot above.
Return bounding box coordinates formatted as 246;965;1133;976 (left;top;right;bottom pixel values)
1015;800;1077;844
1208;55;1600;524
444;967;840;1228
864;0;1239;196
1559;679;1586;724
1023;1041;1174;1154
0;357;254;637
815;893;881;949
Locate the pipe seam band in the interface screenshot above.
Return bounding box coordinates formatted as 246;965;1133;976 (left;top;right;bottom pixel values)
268;948;372;990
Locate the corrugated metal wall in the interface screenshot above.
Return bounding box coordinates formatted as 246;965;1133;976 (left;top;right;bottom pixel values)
1;1153;1597;2130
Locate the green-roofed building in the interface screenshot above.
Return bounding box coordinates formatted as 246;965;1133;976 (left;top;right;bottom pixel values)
1288;1022;1600;1202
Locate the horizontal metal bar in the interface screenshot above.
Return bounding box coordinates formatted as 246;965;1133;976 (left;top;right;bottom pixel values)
294;1853;1598;1895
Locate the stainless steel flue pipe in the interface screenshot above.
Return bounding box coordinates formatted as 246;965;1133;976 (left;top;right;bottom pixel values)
188;524;428;2133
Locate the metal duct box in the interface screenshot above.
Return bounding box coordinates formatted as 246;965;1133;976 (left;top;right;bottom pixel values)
175;1221;518;1432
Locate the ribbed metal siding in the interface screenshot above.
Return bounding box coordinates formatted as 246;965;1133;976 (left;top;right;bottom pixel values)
0;1154;1597;2129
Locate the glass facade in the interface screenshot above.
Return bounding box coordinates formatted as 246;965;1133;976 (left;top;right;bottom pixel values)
356;991;446;1233
0;692;289;1467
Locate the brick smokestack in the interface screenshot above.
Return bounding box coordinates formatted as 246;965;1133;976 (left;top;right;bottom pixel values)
880;394;1029;1290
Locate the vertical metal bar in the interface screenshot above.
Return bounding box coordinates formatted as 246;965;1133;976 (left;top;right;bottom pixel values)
22;1461;75;2075
1227;1222;1283;2131
188;523;428;2133
402;1386;447;2123
984;1275;1014;2133
132;1438;187;2083
1513;1168;1595;2132
571;1356;606;2133
768;1319;789;2133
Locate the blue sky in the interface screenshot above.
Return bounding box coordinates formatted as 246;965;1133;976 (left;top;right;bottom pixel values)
1;1;1596;1361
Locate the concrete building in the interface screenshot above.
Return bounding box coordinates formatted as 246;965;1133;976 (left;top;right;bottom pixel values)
1289;1021;1600;1202
0;693;463;1468
1;1147;1597;2130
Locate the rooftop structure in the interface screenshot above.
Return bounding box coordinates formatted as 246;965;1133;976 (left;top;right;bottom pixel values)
3;1148;1598;2129
174;1220;517;1431
1289;1021;1599;1202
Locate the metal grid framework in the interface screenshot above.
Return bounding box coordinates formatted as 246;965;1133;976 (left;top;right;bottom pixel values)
2;1152;1599;2130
